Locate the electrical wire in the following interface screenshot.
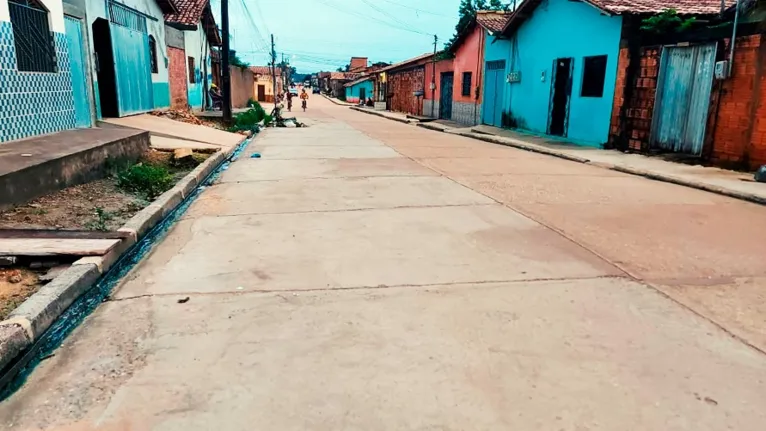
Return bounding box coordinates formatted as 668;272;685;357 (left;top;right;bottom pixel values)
377;0;455;18
314;0;434;37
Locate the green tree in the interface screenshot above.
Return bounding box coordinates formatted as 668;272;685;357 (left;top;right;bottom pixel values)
444;0;508;51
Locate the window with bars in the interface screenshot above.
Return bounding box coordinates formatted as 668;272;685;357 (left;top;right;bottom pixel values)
149;36;158;73
462;72;472;97
188;57;196;83
8;0;57;73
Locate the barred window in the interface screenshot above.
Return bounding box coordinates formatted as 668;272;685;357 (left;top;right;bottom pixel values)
462;72;472;97
149;36;158;73
8;0;57;72
188;57;196;83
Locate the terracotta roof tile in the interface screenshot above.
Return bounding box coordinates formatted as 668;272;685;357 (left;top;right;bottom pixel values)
587;0;734;14
250;66;281;76
165;0;206;25
476;10;512;33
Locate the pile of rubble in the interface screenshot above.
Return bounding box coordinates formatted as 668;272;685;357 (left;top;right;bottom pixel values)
150;109;204;125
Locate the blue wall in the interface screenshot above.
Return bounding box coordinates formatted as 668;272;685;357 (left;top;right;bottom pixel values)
0;22;76;142
153;82;170;109
345;80;374;103
483;0;622;147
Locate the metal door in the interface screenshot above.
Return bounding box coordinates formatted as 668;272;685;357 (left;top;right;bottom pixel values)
439;72;453;119
257;85;265;101
359;87;366;102
482;60;505;127
651;44;716;155
64;15;92;127
108;2;153;116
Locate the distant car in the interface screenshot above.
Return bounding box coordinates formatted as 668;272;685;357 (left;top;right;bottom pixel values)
312;87;320;94
289;87;299;95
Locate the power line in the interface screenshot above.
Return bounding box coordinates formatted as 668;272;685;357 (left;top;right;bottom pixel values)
378;0;455;18
314;0;434;37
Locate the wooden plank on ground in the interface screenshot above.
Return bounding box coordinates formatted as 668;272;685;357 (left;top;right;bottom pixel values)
0;238;121;257
0;229;131;240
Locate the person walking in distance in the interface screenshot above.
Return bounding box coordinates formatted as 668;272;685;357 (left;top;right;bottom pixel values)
300;88;309;111
284;90;294;112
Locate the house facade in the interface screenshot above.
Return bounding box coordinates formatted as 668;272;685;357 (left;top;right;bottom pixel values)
0;0;81;142
165;0;220;111
83;0;176;117
610;0;765;169
489;0;622;147
250;65;281;103
374;53;433;116
344;75;373;103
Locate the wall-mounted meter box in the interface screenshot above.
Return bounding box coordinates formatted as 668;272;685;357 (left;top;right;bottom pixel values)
714;61;730;79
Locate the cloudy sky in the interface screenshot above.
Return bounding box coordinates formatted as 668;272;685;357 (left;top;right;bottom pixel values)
210;0;462;73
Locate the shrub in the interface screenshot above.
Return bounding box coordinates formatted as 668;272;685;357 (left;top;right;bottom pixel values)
117;164;173;199
228;102;272;132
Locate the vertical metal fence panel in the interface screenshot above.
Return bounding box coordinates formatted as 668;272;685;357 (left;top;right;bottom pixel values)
651;44;716;155
64;15;92;127
8;1;56;72
109;23;154;116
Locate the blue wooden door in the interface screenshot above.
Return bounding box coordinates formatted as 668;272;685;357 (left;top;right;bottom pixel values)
109;23;153;116
482;60;505;127
64;16;92;127
651;44;716;155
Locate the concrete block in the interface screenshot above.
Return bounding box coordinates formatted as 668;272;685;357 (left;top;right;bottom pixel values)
0;322;31;371
9;264;100;342
118;204;165;240
153;187;184;218
73;236;135;274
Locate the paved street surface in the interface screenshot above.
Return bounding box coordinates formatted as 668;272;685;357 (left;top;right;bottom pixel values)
2;97;766;430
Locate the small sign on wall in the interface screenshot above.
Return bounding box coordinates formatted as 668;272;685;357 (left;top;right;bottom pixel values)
507;71;521;83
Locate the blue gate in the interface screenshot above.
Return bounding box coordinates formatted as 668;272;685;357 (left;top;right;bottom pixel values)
109;2;153;116
651;44;717;155
482;60;506;127
64;15;92;127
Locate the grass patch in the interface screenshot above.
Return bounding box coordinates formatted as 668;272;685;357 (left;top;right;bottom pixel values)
116;163;174;200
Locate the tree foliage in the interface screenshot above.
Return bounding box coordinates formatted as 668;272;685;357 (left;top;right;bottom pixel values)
641;9;697;34
444;0;509;51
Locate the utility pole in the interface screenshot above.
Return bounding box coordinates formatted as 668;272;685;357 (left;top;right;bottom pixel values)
220;0;232;123
270;34;277;111
431;34;437;118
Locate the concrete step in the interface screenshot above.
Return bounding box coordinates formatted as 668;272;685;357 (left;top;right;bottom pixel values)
0;128;150;211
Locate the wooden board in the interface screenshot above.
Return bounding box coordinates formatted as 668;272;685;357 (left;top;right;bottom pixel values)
0;238;121;257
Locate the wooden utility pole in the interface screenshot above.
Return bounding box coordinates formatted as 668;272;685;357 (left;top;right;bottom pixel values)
270;34;277;110
431;34;438;118
220;0;232;123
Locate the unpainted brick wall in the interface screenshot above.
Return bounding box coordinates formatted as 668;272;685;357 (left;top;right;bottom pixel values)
711;34;766;169
389;67;425;116
609;46;660;151
168;47;188;109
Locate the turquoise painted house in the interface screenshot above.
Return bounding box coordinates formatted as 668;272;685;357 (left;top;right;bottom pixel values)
481;0;731;148
482;0;622;147
344;76;373;104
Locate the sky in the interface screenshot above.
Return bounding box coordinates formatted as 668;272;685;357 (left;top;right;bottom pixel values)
209;0;463;73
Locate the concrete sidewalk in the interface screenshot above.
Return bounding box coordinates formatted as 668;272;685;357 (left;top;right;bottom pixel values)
350;106;417;124
416;122;766;205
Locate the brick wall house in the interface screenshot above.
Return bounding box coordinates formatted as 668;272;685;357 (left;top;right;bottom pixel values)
610;6;766;170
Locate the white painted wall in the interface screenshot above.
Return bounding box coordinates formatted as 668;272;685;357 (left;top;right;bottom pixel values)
40;0;65;33
0;0;64;32
0;0;10;22
184;24;210;109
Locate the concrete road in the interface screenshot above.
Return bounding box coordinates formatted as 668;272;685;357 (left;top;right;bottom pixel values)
2;98;765;430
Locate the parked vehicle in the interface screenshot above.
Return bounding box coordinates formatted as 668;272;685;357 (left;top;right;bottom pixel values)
313;87;320;94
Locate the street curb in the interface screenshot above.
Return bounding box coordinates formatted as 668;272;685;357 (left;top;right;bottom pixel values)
453;130;591;164
0;143;239;371
349;106;417;124
416;122;451;133
418;126;766;206
321;94;353;106
7;264;101;342
0;323;29;373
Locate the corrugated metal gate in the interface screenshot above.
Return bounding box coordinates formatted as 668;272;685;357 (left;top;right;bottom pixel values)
482;60;505;127
108;2;154;116
389;66;424;116
650;44;717;155
64;15;92;127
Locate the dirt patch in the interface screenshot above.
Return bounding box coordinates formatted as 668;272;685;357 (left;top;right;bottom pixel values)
0;150;210;231
0;268;41;320
150;109;226;130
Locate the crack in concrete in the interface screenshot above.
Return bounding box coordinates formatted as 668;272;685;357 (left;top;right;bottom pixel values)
106;274;629;302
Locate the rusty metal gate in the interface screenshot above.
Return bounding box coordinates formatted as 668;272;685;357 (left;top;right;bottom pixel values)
388;66;424;116
650;43;717;155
